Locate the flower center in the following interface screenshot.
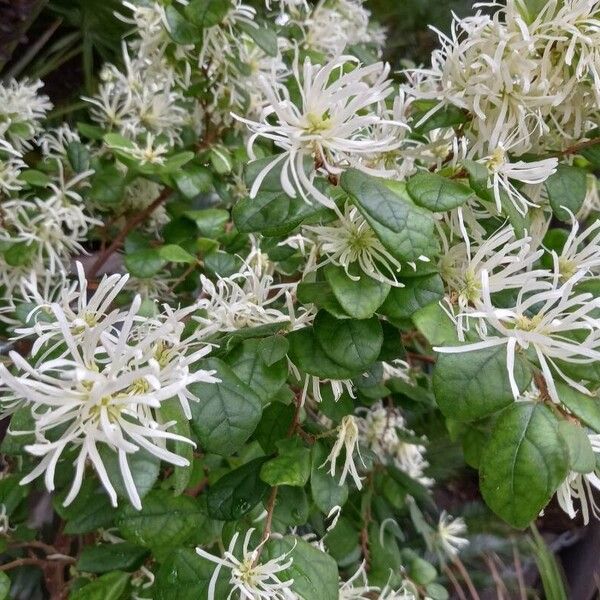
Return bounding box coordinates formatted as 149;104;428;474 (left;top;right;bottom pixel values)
558;257;577;281
486;147;506;173
305;112;331;135
514;313;542;331
459;269;481;303
235;558;258;586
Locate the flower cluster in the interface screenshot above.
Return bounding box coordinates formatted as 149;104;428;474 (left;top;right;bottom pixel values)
5;0;600;596
0;264;216;509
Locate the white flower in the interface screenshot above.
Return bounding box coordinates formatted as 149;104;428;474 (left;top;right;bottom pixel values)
121;177;170;233
303;0;373;57
113;133;170;165
578;174;600;220
483;144;558;215
393;439;434;487
439;224;547;336
235;55;403;207
379;582;418;600
0;266;218;508
37;123;81;158
0;79;52;150
0;140;26;194
198;0;258;67
432;511;469;559
85;44;186;142
553;211;600;280
196;263;312;335
321;415;364;489
357;402;432;486
557;433;600;525
381;359;412;383
290;361;355;406
195;529;296;600
435;268;600;403
338;562;379;599
302;203;404;286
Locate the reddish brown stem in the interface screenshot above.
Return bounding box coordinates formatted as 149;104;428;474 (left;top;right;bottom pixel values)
89;186;172;279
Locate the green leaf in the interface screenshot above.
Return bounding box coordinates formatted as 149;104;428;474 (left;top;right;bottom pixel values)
272;486;309;527
310;442;348;513
254;401;295;453
341;169;437;262
380;273;444;320
99;447;160;504
185;0;231;28
89;161;125;206
159;398;193;495
480;402;569;528
207;457;269;521
258;335;289;366
69;571;130;600
67;142;90;173
313;311;383;372
2;407;36;455
239;22;278;56
173;164;212;198
18;169;50;187
581;140;600;168
184;208;228;237
287;327;356;379
557;382;600;432
260;439;311;487
203;250;243;277
158;244;196;264
165;5;202;44
558;421;595;474
0;476;26;516
116;491;204;558
411;101;468;134
4;241;37;267
517;0;554;22
264;536;338;600
233;191;320;236
296;281;348;319
209;146;232;174
529;523;569;600
0;572;9;600
124;248;167;278
77;122;105;141
406;556;437;585
54;480;114;534
544;164;587;221
189;358;262;455
226;339;287;404
433;345;532;421
413;302;459;346
406;173;474;212
155;548;229;600
77;543;149;574
324;265;390;319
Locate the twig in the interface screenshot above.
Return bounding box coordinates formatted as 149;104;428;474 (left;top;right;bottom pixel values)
89;186;172;279
558;136;600;157
512;540;527;600
452;555;481;600
406;352;436;365
10;541;62;555
256;393;303;559
483;554;509;599
0;555;75;572
260;487;279;547
443;564;469;600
